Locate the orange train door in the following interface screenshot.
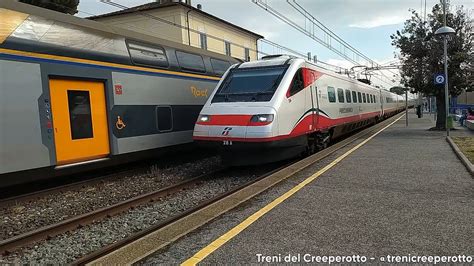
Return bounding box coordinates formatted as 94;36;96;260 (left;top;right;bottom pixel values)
49;79;110;165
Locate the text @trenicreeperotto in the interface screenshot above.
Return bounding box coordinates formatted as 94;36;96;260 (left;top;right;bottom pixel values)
256;254;473;264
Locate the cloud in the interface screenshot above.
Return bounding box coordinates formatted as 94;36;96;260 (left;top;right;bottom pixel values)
349;15;407;28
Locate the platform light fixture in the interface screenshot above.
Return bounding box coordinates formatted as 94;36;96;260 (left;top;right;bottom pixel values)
434;0;455;136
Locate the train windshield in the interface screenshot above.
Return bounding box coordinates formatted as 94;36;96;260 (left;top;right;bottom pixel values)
212;65;288;102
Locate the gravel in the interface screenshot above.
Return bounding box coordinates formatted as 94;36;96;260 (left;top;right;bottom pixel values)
0;156;220;241
0;166;271;264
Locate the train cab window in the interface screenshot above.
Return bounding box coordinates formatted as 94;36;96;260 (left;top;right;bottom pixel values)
327;87;336;103
67;90;93;140
289;69;304;96
210;58;231;75
156;106;173;131
345;89;351;103
337;88;345;103
127;41;169;68
352;91;357;103
363;93;367;103
176;51;206;73
357;92;362;103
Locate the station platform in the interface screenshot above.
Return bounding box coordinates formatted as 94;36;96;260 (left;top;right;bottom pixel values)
145;113;473;264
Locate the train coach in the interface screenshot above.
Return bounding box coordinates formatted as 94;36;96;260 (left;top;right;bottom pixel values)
193;55;416;164
0;1;238;187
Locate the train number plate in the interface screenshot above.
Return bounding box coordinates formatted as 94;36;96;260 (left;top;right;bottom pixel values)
223;140;233;146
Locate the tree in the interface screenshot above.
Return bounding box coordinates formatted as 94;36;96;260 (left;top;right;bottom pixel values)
390;86;408;95
19;0;80;15
391;1;473;129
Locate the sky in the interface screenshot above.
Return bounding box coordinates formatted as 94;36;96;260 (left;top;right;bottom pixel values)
77;0;474;88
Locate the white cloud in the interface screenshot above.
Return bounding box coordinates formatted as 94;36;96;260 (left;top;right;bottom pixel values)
349;15;407;28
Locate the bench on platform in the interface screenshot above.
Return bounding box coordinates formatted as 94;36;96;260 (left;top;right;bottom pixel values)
466;120;474;130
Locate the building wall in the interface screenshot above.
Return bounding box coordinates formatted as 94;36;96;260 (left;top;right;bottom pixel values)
456;91;474;105
93;9;185;44
180;7;258;60
92;6;259;61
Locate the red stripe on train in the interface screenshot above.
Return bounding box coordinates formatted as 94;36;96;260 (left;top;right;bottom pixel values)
194;111;382;142
196;114;253;126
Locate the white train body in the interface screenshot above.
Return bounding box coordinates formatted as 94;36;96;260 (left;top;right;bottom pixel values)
193;55;415;164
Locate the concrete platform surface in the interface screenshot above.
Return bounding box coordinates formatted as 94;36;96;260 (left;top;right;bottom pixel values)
144;113;473;265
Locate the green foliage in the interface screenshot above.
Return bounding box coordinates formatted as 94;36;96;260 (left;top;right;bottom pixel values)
19;0;79;15
391;2;472;129
389;86;408;95
391;3;473;97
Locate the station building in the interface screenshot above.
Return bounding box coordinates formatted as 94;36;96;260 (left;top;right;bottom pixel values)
88;0;263;61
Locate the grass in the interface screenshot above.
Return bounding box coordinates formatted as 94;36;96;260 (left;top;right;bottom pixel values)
452;137;474;164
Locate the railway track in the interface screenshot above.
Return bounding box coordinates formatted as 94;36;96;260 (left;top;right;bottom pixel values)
0;168;226;255
0;150;217;203
73;114;405;265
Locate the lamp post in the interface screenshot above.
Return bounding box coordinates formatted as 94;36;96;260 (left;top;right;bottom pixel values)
434;0;455;136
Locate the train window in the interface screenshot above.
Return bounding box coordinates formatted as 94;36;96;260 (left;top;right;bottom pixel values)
337;88;345;103
363;93;367;103
290;69;304;96
345;89;351;103
358;92;362;103
127;41;169;68
369;94;373;103
210;58;231;76
352;91;357;103
176;51;206;73
327;87;336;103
213;65;288;102
374;95;377;103
67;90;93;140
156;106;173;132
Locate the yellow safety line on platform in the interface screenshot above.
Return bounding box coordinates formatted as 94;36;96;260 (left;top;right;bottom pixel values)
181;114;404;266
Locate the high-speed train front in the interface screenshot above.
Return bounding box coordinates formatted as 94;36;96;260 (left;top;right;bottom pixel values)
193;55;303;164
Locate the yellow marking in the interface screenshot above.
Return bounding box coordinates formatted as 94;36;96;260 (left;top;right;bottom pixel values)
0;8;29;44
0;48;221;81
181;115;404;266
190;86;209;97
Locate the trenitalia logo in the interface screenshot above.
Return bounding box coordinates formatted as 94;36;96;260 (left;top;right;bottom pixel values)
221;127;232;136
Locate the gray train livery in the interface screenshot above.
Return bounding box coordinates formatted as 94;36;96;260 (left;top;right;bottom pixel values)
0;0;238;187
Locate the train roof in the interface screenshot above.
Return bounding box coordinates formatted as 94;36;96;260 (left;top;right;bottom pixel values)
0;0;234;63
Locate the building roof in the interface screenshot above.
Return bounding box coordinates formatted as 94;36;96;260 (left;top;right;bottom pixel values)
87;1;264;39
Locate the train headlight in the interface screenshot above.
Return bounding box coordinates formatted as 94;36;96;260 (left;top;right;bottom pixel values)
197;114;211;123
249;114;274;126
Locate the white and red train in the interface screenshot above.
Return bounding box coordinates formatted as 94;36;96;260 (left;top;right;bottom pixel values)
193;55;415;164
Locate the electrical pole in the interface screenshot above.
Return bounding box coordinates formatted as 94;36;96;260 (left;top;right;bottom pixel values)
443;0;450;136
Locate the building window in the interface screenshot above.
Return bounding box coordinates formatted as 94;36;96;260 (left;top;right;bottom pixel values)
244;48;250;61
200;33;207;50
225;41;231;56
